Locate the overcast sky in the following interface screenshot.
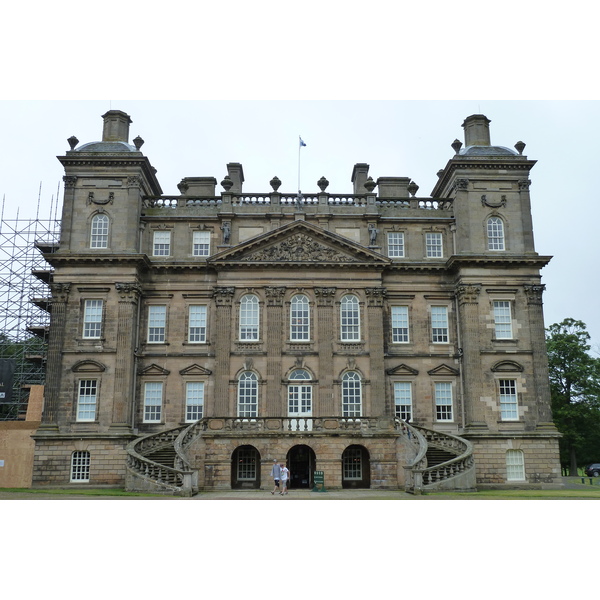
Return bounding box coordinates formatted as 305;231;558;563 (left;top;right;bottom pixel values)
1;100;598;350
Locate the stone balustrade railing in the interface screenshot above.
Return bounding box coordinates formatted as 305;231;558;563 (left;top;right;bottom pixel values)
142;193;453;211
409;425;475;493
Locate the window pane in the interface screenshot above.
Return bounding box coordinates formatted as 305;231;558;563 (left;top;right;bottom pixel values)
237;447;257;480
91;214;109;248
83;299;103;338
188;305;207;343
193;231;210;256
148;305;166;343
391;306;409;343
499;379;518;420
186;382;204;422
435;382;453;421
153;231;171;256
77;380;97;421
387;232;404;258
506;449;525;481
342;372;362;417
493;301;513;339
144;382;163;422
487;217;505;251
70;451;91;482
394;382;412;421
290;295;310;340
341;295;360;341
426;232;443;257
238;372;258;417
240;295;259;340
431;306;449;343
343;447;363;479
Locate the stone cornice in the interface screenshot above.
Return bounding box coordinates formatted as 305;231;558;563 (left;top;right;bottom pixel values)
42;253;152;270
446;254;552;270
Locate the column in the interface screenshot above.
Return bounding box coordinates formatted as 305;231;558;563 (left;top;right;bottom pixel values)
455;283;487;430
265;287;286;416
315;287;336;416
523;284;555;427
39;282;71;429
365;287;387;415
110;282;141;430
212;287;235;416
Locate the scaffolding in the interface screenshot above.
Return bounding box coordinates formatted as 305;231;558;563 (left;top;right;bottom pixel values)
0;186;61;420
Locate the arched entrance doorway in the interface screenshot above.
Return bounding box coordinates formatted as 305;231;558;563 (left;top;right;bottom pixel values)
231;445;261;489
341;444;370;489
287;445;316;489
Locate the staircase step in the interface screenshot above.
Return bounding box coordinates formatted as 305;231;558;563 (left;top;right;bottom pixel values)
426;447;457;467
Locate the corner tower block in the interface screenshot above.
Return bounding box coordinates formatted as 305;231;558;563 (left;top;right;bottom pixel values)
102;110;132;143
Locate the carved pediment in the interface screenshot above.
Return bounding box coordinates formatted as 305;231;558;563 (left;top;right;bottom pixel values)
210;220;390;266
72;359;106;373
427;364;460;376
138;363;170;376
179;364;213;376
386;363;419;376
491;360;524;373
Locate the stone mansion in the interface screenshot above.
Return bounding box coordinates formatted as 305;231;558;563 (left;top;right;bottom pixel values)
31;109;561;493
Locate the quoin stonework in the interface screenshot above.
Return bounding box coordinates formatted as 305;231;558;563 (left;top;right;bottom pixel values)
31;110;562;494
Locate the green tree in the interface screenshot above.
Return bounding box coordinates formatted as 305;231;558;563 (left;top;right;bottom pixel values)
546;318;600;475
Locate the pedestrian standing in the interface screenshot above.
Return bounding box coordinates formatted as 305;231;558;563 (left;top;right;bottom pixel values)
280;463;290;495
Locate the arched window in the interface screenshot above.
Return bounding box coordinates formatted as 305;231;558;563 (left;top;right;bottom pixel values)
342;371;362;417
340;295;360;341
239;295;259;341
90;214;109;248
506;449;525;481
290;295;310;341
288;369;312;424
487;217;505;251
70;451;91;483
238;372;258;417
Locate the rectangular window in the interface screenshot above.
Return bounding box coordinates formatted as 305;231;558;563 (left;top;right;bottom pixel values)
426;232;443;258
70;451;91;483
506;449;525;481
394;382;412;421
77;380;97;421
435;382;453;421
391;306;409;343
499;379;519;420
431;306;449;343
186;382;204;422
83;299;103;339
493;301;513;339
192;231;210;257
144;382;163;422
387;232;405;258
153;231;171;256
188;305;207;343
148;305;166;343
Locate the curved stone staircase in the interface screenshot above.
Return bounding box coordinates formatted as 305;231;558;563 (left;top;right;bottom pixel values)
125;418;475;495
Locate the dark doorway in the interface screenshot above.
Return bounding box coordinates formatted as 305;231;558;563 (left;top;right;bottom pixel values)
231;445;261;489
341;444;370;489
287;444;316;489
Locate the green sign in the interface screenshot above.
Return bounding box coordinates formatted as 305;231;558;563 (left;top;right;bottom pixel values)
312;470;326;492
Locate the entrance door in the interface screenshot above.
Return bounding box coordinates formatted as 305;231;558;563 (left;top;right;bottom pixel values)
287;369;312;431
287;445;316;489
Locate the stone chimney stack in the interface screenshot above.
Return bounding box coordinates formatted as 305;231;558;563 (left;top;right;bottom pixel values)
226;163;245;193
351;163;370;194
462;114;491;147
102;110;132;142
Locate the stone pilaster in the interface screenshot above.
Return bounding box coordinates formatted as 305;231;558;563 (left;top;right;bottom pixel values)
265;286;285;416
455;283;486;430
111;282;141;431
39;282;71;429
365;287;386;415
212;287;235;416
523;284;555;427
315;287;336;416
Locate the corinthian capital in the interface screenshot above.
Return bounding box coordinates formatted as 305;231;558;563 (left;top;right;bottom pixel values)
455;283;481;305
523;284;545;305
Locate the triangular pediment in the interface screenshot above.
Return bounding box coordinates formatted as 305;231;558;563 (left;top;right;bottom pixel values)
138;363;171;376
179;364;213;376
427;364;460;376
209;220;390;266
386;363;419;376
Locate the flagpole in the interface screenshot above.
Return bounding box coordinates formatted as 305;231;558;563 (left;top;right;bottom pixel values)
298;136;301;193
